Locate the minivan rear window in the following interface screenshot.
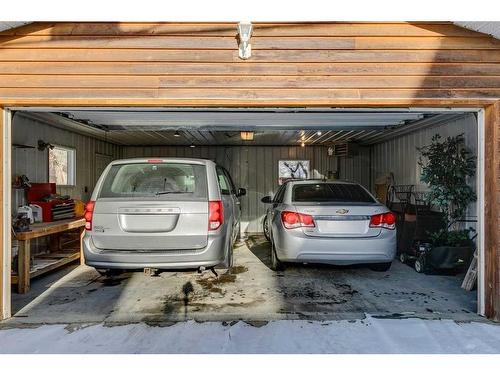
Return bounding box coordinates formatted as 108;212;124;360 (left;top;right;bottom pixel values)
292;183;375;203
98;163;208;200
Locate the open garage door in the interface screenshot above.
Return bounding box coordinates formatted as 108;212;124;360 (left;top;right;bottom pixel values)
6;107;485;324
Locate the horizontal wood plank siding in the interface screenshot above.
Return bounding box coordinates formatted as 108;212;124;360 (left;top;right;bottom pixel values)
0;22;499;105
0;22;487;37
2;62;500;76
2;36;500;50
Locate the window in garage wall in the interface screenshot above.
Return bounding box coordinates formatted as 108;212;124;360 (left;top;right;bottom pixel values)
48;145;76;186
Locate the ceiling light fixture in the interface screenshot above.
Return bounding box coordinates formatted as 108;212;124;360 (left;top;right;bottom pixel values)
174;131;181;137
317;131;322;136
190;143;196;148
301;142;305;148
240;131;254;141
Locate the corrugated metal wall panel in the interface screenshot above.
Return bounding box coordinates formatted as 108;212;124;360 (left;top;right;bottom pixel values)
339;146;371;188
11;113;121;209
11;113;121;255
371;113;478;222
13;113;476;236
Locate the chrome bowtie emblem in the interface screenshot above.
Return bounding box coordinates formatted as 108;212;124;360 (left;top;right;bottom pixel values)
336;209;349;214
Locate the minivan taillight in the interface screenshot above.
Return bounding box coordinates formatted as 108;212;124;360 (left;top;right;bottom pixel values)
281;211;315;229
369;212;396;230
84;201;95;231
209;200;224;231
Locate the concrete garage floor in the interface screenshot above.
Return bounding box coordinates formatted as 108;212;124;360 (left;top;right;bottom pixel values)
7;236;480;326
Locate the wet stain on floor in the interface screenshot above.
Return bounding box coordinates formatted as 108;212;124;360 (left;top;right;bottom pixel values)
229;265;248;275
11;236;479;324
196;272;238;293
48;296;77;306
99;274;130;287
281;282;359;305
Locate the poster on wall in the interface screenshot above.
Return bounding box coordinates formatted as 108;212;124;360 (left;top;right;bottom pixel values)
278;160;310;185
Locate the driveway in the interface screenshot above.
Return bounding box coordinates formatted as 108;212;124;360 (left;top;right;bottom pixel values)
2;316;500;354
5;236;479;325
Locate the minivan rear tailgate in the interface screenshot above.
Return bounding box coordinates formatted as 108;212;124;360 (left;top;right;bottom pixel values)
91;200;209;250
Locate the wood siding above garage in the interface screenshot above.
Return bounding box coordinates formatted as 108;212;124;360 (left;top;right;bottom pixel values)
0;22;500;105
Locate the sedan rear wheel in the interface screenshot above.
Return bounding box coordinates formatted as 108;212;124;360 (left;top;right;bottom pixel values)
263;217;271;241
270;241;284;271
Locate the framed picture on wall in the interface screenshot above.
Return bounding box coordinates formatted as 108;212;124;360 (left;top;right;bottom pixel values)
278;160;310;185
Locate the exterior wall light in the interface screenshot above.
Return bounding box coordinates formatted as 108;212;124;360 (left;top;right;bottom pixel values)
237;22;253;60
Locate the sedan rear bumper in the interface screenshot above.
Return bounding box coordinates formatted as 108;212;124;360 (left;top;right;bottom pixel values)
83;233;226;270
273;228;396;265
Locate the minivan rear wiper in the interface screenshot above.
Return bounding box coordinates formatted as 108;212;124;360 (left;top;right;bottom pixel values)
155;191;191;196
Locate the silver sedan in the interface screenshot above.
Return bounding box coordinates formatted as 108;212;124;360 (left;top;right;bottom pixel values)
262;179;396;271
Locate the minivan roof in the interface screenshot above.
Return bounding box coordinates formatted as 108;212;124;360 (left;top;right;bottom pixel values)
110;157;216;166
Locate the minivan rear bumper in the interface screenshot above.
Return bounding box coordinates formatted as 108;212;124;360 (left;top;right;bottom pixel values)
83;233;226;270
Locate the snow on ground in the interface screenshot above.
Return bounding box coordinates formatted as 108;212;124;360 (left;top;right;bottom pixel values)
1;315;500;354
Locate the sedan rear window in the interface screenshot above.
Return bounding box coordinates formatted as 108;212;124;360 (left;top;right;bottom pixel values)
98;163;208;200
292;183;375;203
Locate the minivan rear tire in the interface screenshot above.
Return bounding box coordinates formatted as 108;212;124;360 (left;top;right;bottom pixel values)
96;268;122;277
221;231;234;269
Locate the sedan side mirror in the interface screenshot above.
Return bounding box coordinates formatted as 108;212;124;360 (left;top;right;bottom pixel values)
261;195;272;204
237;187;247;197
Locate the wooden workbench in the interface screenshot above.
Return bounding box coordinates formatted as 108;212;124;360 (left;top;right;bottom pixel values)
12;218;85;294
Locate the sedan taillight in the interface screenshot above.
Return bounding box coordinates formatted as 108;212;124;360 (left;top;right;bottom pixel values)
369;212;396;230
84;201;95;231
209;200;224;230
281;211;315;229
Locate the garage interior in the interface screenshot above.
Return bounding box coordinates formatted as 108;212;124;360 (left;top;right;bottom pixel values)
8;107;482;323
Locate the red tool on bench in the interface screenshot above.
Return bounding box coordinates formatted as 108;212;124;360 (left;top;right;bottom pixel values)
27;183;75;222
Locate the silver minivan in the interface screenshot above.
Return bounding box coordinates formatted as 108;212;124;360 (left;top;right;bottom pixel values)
83;158;245;273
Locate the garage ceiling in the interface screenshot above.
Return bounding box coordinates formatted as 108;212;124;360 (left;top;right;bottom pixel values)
19;109;469;147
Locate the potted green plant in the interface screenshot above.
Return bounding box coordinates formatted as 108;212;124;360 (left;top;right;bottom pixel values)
415;133;476;273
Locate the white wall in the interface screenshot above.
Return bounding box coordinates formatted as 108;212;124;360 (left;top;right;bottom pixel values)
11;113;121;209
11;113;121;254
11;112;478;235
339;146;371;188
371;113;478;222
122;145;338;233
